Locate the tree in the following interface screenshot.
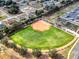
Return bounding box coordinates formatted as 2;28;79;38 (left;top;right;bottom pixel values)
38;54;49;59
7;42;16;49
5;0;16;6
3;26;9;34
32;49;42;58
48;49;65;59
1;38;8;46
48;49;57;58
0;0;5;7
0;32;4;39
66;0;73;4
35;10;44;16
61;0;68;4
44;4;56;11
55;6;60;11
16;47;27;56
8;3;20;14
55;53;65;59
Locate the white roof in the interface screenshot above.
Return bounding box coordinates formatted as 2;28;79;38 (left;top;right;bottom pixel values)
0;21;2;25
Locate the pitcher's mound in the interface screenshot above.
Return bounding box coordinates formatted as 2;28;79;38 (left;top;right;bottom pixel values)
31;20;51;32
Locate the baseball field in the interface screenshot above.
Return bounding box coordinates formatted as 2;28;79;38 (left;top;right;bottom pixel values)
10;20;74;49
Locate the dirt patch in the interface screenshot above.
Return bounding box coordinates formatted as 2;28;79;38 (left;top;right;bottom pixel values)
31;20;51;32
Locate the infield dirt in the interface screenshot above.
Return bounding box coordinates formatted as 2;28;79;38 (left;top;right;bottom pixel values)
31;20;51;32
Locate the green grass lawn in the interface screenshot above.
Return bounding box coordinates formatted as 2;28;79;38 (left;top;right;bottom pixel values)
10;26;74;49
0;16;7;20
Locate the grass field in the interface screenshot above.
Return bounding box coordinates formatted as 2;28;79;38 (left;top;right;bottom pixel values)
10;26;74;49
0;16;7;20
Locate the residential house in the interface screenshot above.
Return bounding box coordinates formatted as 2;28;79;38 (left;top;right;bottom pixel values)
0;21;6;31
21;6;36;18
2;18;19;29
16;13;29;23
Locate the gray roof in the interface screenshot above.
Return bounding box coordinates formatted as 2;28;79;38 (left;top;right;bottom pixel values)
0;21;5;30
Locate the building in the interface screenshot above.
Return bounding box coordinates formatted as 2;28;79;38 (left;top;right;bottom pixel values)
12;0;29;8
21;6;36;18
0;21;6;31
2;18;19;29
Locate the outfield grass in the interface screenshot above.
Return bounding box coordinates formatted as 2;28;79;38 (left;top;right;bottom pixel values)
10;26;74;49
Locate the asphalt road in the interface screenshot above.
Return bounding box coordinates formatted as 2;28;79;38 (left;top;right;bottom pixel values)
71;40;79;59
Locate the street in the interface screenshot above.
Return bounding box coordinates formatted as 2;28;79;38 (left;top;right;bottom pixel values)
70;39;79;59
